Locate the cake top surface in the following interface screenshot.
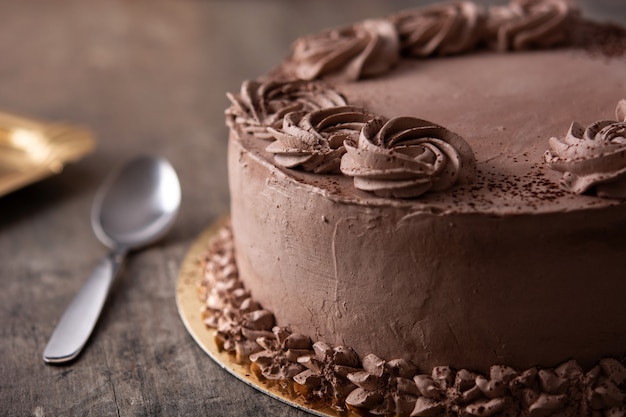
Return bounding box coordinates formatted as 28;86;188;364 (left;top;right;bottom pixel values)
227;0;626;216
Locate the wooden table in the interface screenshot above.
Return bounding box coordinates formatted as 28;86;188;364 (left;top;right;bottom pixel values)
1;1;623;416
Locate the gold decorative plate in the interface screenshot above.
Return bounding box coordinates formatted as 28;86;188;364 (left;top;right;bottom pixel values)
0;110;96;197
176;218;347;417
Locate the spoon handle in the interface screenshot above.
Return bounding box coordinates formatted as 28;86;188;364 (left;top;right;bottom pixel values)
43;250;125;364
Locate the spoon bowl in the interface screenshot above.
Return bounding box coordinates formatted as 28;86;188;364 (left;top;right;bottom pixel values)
43;155;181;364
92;156;181;250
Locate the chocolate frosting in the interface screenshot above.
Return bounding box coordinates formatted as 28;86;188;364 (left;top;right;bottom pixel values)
217;0;626;415
487;0;580;51
545;99;626;198
293;342;361;410
282;0;581;82
291;19;400;81
393;1;485;56
200;224;626;416
266;106;378;174
225;80;347;140
340;117;476;198
250;327;313;380
229;49;626;378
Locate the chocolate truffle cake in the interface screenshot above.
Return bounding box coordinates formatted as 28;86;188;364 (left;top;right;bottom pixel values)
200;1;626;415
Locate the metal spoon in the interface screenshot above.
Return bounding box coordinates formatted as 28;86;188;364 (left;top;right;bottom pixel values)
43;155;181;364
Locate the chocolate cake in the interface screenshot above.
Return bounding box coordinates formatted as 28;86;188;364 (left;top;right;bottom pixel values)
200;1;626;415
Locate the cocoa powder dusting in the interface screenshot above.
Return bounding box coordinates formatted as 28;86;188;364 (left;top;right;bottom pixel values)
573;19;626;58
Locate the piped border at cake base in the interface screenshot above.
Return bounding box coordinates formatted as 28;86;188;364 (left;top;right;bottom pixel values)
177;217;626;417
175;216;348;417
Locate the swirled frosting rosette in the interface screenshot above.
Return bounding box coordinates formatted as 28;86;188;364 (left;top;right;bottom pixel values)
266;106;379;174
545;100;626;198
392;1;485;57
340;117;477;198
486;0;579;51
226;80;347;140
290;19;400;81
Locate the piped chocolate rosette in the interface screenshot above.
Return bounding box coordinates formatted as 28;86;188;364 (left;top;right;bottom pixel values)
392;1;485;57
486;0;580;51
291;19;400;81
545;99;626;198
340;117;477;199
286;0;580;82
225;80;347;140
266;106;379;174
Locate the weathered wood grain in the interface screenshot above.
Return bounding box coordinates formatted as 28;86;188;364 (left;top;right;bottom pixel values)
0;0;623;416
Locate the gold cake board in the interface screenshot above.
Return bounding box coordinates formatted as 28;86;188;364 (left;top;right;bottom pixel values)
176;217;354;417
0;110;95;197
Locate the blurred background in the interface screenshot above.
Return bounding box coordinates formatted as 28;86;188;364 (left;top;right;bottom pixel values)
0;1;624;416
